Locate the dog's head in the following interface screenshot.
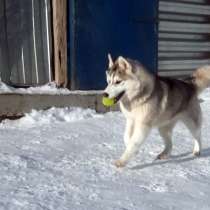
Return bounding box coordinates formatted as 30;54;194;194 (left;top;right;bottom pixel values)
103;54;141;103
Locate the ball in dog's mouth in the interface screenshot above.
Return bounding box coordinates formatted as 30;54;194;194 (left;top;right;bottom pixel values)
102;97;115;106
102;91;125;107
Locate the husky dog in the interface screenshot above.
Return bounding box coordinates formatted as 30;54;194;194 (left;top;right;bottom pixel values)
104;54;210;167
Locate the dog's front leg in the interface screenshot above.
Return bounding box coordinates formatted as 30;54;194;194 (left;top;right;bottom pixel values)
124;119;134;147
115;124;150;167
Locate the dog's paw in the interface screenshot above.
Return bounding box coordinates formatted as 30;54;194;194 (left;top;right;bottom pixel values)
114;159;126;168
193;151;200;157
156;153;169;160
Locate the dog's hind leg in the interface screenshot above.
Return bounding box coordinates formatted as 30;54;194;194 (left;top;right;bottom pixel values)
182;103;202;156
183;118;202;156
114;123;150;167
157;123;175;160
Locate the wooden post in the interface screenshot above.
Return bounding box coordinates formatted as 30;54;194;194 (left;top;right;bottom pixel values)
52;0;67;87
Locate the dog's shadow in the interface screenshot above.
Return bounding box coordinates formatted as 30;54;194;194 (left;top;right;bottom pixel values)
130;148;210;170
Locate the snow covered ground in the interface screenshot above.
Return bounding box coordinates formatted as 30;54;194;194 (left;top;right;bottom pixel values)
0;90;210;210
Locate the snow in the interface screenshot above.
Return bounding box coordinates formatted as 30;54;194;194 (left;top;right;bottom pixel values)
0;81;102;95
0;90;210;210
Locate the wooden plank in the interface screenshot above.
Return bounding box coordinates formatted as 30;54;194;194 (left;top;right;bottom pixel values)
0;0;52;86
21;0;33;85
52;0;67;87
30;0;52;85
159;1;210;15
31;0;39;84
5;0;22;85
5;0;38;86
40;0;52;83
32;0;45;84
159;21;210;33
0;0;10;83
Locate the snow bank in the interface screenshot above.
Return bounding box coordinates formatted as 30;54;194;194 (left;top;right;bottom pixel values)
0;81;71;95
0;81;102;95
0;107;102;128
0;80;15;93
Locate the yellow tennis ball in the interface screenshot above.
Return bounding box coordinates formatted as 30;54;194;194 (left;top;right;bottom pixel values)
102;97;115;107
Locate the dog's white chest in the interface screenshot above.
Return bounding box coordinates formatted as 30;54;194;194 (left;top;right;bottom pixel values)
119;101;141;120
119;100;153;123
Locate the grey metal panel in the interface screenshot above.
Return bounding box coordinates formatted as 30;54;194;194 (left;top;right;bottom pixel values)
173;0;207;3
159;21;210;34
159;1;210;15
159;59;210;70
159;14;208;23
158;0;210;77
159;33;209;41
0;0;52;86
159;41;210;52
158;52;208;58
158;70;194;77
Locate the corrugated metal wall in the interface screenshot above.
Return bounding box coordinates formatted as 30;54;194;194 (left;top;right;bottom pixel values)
158;0;210;77
0;0;52;86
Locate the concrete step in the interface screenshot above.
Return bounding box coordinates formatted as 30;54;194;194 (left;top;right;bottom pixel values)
0;92;118;119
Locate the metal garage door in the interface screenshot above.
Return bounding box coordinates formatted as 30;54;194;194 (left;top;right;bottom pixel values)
68;0;158;90
158;0;210;77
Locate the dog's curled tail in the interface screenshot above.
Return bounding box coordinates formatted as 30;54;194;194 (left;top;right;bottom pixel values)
192;66;210;94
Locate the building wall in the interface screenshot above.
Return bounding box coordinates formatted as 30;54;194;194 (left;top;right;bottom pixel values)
158;0;210;77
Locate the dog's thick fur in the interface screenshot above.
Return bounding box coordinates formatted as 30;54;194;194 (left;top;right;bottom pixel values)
104;55;210;167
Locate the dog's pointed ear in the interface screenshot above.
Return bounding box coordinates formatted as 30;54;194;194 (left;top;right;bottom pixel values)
108;53;113;68
117;56;131;71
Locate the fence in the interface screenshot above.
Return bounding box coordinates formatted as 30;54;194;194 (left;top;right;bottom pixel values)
0;0;52;86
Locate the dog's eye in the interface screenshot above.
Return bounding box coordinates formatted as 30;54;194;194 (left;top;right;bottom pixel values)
115;81;122;85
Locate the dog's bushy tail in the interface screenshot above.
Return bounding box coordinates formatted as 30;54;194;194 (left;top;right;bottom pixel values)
191;66;210;94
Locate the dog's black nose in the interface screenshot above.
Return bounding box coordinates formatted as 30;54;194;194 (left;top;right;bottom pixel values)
103;92;109;97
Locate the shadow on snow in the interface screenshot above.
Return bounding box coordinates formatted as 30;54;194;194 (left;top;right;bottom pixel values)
130;147;210;170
